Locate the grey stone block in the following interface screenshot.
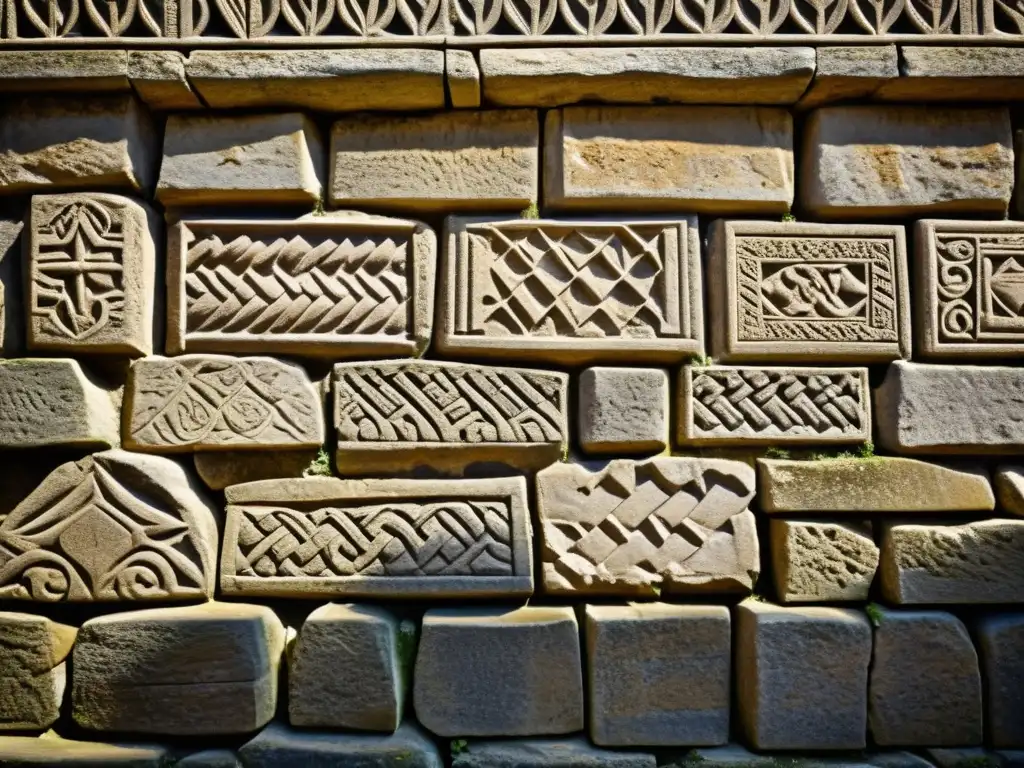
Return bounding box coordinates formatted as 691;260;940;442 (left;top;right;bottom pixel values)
452;739;656;768
876;47;1024;101
579;367;668;455
239;721;443;768
770;520;878;603
797;46;897;109
176;751;241;767
0;613;76;731
0;734;167;766
996;466;1024;517
0;50;128;93
977;613;1024;748
447;50;481;108
926;749;1004;768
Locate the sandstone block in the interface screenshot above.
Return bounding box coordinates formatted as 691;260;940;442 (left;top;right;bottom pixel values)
875;48;1024;101
221;476;532;598
800;106;1013;219
73;602;285;735
480;48;814;107
28;192;156;355
977;614;1024;748
579;367;669;455
0;50;128;93
679;366;871;445
0;613;76;731
537;458;759;597
157;113;323;206
0;94;155;194
452;739;655;768
796;46;897;109
194;450;319;490
758;457;994;513
736;602;871;750
289;603;407;731
239;721;442;768
125;355;323;452
0;734;167;766
876;361;1024;453
447;50;481;108
127;51;202;110
770;520;878;603
881;519;1024;605
544;106;793;214
0;450;218;602
586;604;730;746
0;359;118;449
414;606;583;736
439;216;703;363
333;360;568;473
869;609;982;746
330;111;537;212
708;220;910;363
996;466;1024;516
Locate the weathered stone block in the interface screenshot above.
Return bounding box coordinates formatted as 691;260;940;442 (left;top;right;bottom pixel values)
289;604;407;731
800;106;1013;219
28;192;156;356
996;466;1024;517
977;613;1024;748
925;749;1005;768
239;721;442;768
736;602;871;750
0;450;218;602
869;609;982;746
447;50;481;109
439;216;703;363
194;450;319;491
0;50;128;93
770;520;878;603
537;458;759;597
679;366;871;445
796;46;897;109
875;48;1024;102
125;355;324;453
876;361;1024;453
544;106;793;214
333;360;568;473
579;367;668;455
0;94;155;194
157;113;323;206
758;457;994;513
414;606;583;736
585;604;730;746
128;51;202;110
0;613;76;731
330;111;537;212
221;477;532;598
177;751;241;767
880;519;1024;605
73;602;285;735
708;220;910;363
452;739;655;768
0;734;167;766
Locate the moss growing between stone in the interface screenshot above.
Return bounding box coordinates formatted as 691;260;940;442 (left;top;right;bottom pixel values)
303;448;332;477
519;202;539;219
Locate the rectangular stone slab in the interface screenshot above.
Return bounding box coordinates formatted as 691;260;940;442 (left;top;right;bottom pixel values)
708;220;910;363
0;50;129;93
221;477;533;598
439;217;703;363
678;365;870;445
875;47;1024;102
167;214;435;357
333;360;567;474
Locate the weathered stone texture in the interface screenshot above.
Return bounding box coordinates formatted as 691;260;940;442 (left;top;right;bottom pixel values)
537;458;759;597
177;751;241;767
977;613;1024;748
579;367;668;455
127;51;202;110
239;722;442;768
0;50;128;93
736;602;871;750
997;466;1024;517
330;111;537;212
0;613;76;731
0;734;167;766
875;48;1024;101
452;739;656;768
414;606;583;737
73;602;286;735
194;450;318;491
586;604;730;746
770;520;878;603
869;609;982;746
801;106;1014;219
796;46;897;109
544;106;793;214
447;50;481;109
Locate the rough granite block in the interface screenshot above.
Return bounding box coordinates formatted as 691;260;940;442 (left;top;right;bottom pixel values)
579;367;669;455
544;106;793;214
996;466;1024;517
239;722;442;768
194;450;318;491
977;613;1024;748
875;47;1024;101
770;520;878;603
127;51;202;110
413;606;583;737
796;46;898;109
0;734;167;766
708;220;910;363
452;739;656;768
586;604;730;746
0;613;76;731
447;50;481;108
0;50;128;93
221;477;532;599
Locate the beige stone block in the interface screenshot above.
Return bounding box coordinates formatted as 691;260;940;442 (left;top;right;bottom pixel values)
801;106;1013;219
333;360;567;474
186;50;445;111
73;602;285;735
996;466;1024;517
875;47;1024;101
770;520;878;603
758;457;995;513
128;51;203;110
0;450;218;603
482;48;814;108
166;212;436;357
447;50;480;109
28;192;156;356
0;613;76;731
544;106;793;214
221;476;532;599
0;50;128;93
330;110;538;212
0;734;167;766
157;113;323;206
537;458;759;597
580;367;668;455
194;450;319;491
796;46;897;109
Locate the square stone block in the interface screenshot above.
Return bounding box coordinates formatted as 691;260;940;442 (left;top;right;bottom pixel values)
579;367;669;455
770;520;878;603
0;613;76;731
585;604;730;746
977;613;1024;748
446;50;481;109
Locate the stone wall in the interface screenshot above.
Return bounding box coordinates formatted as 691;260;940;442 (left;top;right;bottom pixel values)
0;39;1022;768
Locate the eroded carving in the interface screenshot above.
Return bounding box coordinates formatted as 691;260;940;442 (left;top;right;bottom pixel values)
4;0;247;37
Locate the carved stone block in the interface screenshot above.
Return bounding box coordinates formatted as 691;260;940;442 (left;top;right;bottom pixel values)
0;613;76;731
708;220;910;363
333;360;567;473
28;193;156;356
536;457;759;597
447;50;480;109
0;450;219;603
167;214;436;357
770;520;878;602
221;476;532;598
0;735;167;766
579;367;669;455
976;613;1024;748
679;365;870;445
452;739;654;768
544;106;793;214
439;217;703;363
239;722;442;768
